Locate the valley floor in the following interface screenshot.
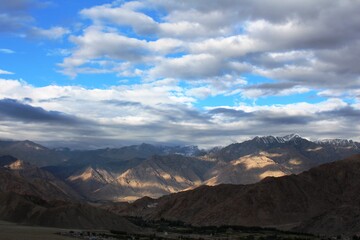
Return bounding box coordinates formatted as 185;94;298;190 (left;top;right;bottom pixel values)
0;219;321;240
0;221;76;240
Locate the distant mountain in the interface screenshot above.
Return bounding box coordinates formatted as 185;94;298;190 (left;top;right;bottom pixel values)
0;140;204;167
118;154;360;235
316;138;360;149
209;134;360;170
0;140;66;166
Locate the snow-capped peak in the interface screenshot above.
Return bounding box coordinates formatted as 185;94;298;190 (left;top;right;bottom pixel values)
281;133;301;142
254;134;303;144
316;139;360;149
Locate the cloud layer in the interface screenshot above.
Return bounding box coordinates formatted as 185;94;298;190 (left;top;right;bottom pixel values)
0;79;359;148
59;0;360;99
1;0;359;148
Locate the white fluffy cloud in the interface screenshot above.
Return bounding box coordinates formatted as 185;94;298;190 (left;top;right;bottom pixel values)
57;0;360;100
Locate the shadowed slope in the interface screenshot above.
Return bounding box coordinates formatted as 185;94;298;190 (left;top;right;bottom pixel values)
119;154;360;235
0;156;81;201
0;192;139;232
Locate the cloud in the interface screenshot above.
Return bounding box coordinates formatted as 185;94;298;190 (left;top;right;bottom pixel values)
149;54;224;80
2;1;360;147
0;0;68;40
57;0;360;100
320;106;360;120
0;98;82;124
242;82;310;98
0;78;359;148
0;0;34;34
0;69;14;75
0;49;15;54
80;4;158;35
27;26;69;40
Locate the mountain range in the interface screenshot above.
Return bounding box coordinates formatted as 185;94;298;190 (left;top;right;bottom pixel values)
1;135;360;235
118;154;360;235
1;134;360;201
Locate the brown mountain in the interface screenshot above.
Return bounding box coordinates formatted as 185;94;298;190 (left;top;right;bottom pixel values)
0;191;139;232
3;135;360;202
201;134;360;186
52;135;360;201
0;155;81;201
211;134;360;167
113;155;214;201
66;155;215;202
204;153;292;185
118;154;360;235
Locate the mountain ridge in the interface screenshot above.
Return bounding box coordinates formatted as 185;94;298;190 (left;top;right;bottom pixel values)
2;134;360;201
118;154;360;235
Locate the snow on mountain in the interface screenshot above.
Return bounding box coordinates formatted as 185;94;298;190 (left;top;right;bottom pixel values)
254;134;304;144
316;139;360;149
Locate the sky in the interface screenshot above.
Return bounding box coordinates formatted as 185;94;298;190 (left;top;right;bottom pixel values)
0;0;360;149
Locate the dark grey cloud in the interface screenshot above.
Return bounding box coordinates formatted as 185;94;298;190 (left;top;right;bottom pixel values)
245;52;311;70
1;96;358;149
154;104;212;124
0;98;83;124
257;112;312;125
103;100;144;107
245;82;296;91
209;108;253;118
209;107;312;125
151;0;329;24
320;106;360;119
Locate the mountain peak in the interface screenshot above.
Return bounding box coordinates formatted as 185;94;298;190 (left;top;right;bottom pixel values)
253;134;304;144
16;140;47;151
316;139;360;149
282;133;301;141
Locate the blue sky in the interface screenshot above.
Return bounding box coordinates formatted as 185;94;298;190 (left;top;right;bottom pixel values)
0;0;359;148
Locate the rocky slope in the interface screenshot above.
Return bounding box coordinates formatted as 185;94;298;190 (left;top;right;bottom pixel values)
0;156;81;201
204;153;292;185
0;155;138;232
65;155;215;201
211;134;358;166
0;191;139;232
118;154;360;235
